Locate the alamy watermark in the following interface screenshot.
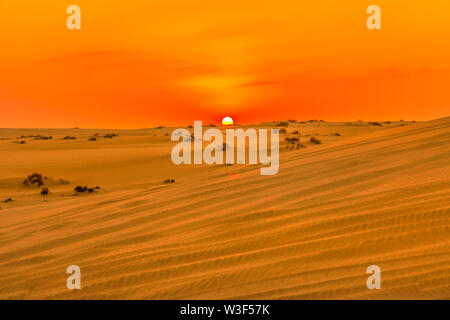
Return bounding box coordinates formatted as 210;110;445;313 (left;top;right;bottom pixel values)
171;121;279;175
66;5;81;30
66;265;81;290
367;5;381;30
366;265;381;289
66;5;381;31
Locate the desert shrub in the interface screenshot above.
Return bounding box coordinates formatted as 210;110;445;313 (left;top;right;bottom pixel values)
310;137;322;144
288;119;296;123
369;122;382;126
23;173;44;187
277;122;289;127
221;143;230;151
104;133;119;139
33;135;53;140
334;133;341;136
383;121;392;124
59;178;70;185
40;187;49;195
63;136;77;140
74;186;97;193
279;128;287;134
187;125;193;128
3;198;13;203
296;143;306;150
285;137;299;143
157;126;165;129
163;179;175;183
291;130;299;135
74;186;87;193
88;137;97;141
13;140;26;144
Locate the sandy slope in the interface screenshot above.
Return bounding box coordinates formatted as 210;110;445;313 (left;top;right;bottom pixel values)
0;119;449;299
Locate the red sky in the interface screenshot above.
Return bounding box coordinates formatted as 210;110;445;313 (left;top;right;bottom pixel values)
1;0;449;128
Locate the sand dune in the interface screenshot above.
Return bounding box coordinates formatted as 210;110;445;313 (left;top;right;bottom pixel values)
0;118;449;299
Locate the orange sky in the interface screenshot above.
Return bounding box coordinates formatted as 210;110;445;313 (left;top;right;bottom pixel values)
0;0;449;128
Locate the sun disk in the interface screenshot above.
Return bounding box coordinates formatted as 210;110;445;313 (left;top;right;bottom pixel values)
222;116;234;126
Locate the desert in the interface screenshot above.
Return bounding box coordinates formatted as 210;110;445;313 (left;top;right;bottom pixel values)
0;118;448;299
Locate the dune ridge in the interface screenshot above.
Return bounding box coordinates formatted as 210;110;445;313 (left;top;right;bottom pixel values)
0;118;449;299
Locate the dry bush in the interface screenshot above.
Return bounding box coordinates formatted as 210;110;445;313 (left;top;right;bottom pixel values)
33;135;53;140
23;173;44;187
59;178;70;185
221;143;230;151
163;179;175;183
310;137;322;144
369;122;382;126
104;133;119;139
40;187;49;195
88;137;97;141
285;137;299;143
279;128;287;134
63;136;77;140
74;186;98;193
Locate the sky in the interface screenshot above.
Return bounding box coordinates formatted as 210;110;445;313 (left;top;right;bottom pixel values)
0;0;449;128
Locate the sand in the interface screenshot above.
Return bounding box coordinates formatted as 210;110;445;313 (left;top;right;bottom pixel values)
0;118;449;299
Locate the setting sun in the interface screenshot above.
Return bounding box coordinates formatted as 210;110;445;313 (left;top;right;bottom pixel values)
222;117;234;126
